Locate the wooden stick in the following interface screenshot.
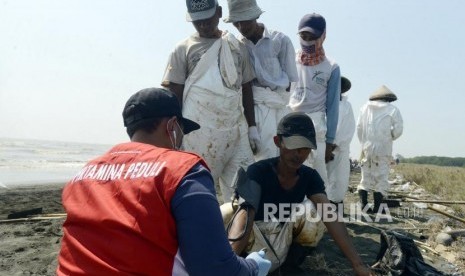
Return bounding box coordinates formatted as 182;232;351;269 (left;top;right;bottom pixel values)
389;192;465;224
0;216;66;224
414;240;441;256
389;227;429;231
427;205;465;224
389;199;465;205
34;213;66;218
445;229;465;237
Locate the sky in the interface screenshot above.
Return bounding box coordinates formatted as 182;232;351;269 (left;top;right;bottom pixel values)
1;0;465;158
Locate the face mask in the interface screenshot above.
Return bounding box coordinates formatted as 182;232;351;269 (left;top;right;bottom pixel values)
167;118;184;150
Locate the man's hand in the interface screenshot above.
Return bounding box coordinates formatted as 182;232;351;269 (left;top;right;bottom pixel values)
325;143;337;163
248;126;261;154
246;250;271;276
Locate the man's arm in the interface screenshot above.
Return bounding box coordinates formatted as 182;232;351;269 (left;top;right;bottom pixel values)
228;205;256;255
325;66;341;144
356;107;364;143
163;82;185;107
242;81;256;127
325;67;341;163
242;81;260;153
309;193;372;275
172;164;258;276
278;34;299;84
391;107;403;140
161;43;188;107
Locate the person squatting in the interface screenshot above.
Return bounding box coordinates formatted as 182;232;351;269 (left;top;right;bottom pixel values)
220;113;373;275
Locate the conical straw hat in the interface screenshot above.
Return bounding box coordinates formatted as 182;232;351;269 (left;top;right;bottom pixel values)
369;85;397;102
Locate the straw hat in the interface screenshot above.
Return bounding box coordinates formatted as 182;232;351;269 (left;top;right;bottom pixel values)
369;85;398;102
341;76;351;93
223;0;264;23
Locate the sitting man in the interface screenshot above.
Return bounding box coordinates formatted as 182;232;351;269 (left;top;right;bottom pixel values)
221;112;372;275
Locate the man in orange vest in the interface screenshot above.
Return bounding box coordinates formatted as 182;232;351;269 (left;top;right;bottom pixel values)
57;87;270;275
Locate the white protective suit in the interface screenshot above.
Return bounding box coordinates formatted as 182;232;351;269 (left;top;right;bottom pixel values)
253;87;291;160
182;32;254;203
356;100;403;195
326;94;355;202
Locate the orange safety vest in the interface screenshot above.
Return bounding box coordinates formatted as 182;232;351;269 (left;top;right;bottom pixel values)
57;142;207;275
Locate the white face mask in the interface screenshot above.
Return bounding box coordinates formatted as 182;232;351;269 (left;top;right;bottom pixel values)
167;118;184;150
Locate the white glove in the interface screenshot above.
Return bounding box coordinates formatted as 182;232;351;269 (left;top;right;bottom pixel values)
246;250;271;276
248;126;261;154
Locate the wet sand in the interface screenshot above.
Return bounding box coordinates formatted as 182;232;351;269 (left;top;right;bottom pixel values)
0;172;463;275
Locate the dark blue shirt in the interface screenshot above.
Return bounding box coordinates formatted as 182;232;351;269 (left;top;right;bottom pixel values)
247;157;326;221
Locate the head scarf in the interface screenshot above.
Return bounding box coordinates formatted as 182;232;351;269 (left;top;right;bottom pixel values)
297;30;326;66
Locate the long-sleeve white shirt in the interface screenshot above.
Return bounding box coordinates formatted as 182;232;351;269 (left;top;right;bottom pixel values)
239;27;298;91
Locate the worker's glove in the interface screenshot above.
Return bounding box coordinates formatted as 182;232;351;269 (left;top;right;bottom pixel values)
246;250;271;276
248;126;261;154
325;143;337;163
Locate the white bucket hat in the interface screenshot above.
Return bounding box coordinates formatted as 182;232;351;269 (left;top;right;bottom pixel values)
369;85;398;102
223;0;264;23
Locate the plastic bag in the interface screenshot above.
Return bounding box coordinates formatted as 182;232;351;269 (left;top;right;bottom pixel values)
372;230;444;275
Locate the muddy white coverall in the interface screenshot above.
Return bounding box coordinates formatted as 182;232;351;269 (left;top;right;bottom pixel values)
326;94;355;202
174;32;255;203
356;101;403;195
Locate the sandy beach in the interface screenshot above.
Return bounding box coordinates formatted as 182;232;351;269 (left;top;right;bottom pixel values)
0;183;65;275
0;171;464;275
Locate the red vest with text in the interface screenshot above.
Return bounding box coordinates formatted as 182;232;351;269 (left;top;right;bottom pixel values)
57;142;207;275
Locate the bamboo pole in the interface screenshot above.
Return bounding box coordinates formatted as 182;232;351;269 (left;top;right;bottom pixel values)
36;213;67;217
0;216;66;224
414;240;441;256
427;205;465;224
389;199;465;205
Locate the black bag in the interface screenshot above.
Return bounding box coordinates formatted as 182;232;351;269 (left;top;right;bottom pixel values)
373;230;444;276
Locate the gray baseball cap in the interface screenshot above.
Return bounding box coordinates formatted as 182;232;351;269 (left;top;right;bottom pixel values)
186;0;218;22
277;112;317;150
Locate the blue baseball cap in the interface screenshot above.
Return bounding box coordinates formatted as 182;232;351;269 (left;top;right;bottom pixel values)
298;13;326;38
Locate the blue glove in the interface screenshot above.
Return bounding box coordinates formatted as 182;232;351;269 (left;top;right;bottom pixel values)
246;250;271;276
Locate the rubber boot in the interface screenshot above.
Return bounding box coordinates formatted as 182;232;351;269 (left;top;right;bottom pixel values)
358;190;368;210
373;192;384;214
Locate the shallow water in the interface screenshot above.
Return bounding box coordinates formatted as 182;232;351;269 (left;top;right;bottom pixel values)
0;138;110;187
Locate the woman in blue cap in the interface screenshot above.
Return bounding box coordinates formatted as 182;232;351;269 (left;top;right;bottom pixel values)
289;13;341;199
